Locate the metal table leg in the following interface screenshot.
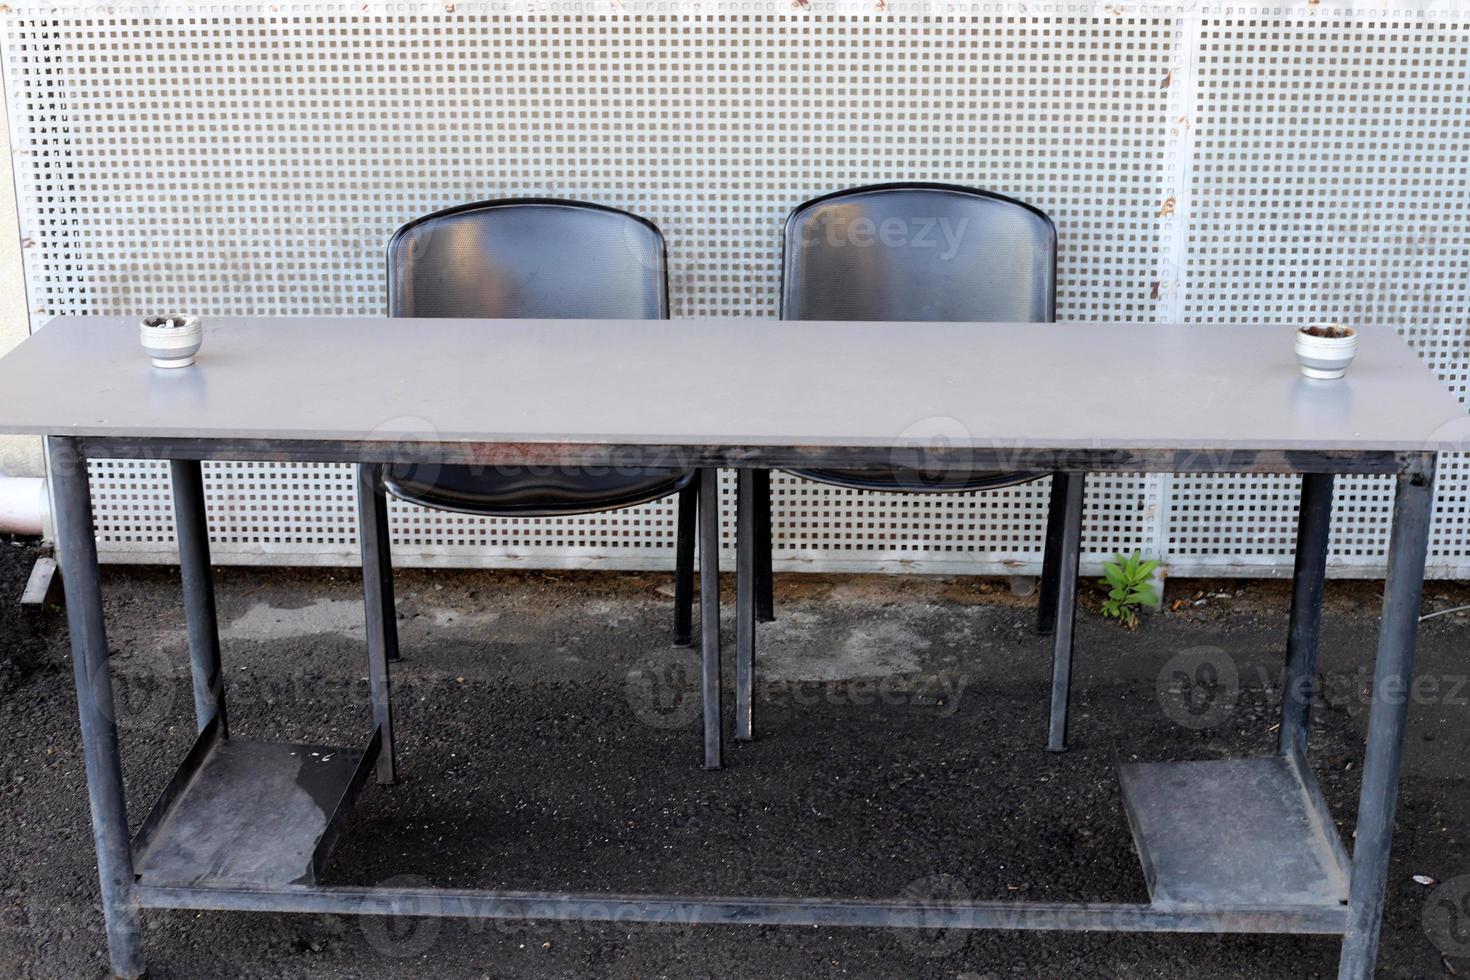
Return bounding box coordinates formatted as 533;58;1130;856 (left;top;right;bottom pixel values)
1047;472;1086;752
735;469;756;741
753;468;774;622
673;470;699;647
699;467;723;769
1036;472;1070;635
356;463;398;785
1281;473;1334;758
1338;453;1436;979
48;437;147;978
170;459;227;735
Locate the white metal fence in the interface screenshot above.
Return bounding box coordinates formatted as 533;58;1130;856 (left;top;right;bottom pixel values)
4;0;1467;577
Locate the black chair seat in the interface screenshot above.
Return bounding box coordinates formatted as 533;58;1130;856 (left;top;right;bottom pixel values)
382;464;695;518
787;466;1044;494
383;199;688;519
778;184;1056;497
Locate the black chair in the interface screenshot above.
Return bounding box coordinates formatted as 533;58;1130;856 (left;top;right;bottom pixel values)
736;182;1086;751
356;199;704;784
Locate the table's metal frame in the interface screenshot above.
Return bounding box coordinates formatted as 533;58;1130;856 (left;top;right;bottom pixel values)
48;435;1435;980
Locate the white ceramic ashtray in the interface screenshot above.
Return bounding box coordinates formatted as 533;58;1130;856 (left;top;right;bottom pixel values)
140;314;202;368
1294;323;1357;380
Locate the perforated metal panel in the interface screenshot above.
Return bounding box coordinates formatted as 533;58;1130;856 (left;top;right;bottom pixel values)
3;1;1466;577
1170;5;1470;578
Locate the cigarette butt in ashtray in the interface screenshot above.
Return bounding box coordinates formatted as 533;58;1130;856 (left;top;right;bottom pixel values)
140;314;203;369
1294;323;1357;380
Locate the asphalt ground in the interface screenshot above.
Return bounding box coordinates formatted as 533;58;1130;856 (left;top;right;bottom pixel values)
2;545;1468;977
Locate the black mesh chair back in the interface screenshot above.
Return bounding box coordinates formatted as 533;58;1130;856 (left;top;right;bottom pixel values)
782;183;1055;323
780;183;1056;492
382;199;686;515
390;199;667;320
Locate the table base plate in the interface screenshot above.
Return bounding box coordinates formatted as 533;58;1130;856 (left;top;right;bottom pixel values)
1118;753;1351;910
131;717;379;888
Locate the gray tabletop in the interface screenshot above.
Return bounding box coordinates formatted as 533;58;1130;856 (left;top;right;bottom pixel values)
0;317;1462;452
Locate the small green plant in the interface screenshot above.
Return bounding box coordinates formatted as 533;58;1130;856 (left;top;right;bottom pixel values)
1098;550;1161;629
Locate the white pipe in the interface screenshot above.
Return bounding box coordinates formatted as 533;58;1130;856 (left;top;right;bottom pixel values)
0;476;45;536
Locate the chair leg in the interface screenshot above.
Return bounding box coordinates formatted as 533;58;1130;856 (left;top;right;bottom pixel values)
673;472;699;647
698;467;723;770
1036;473;1069;635
1047;473;1086;753
356;463;398;784
754;468;775;622
736;470;757;740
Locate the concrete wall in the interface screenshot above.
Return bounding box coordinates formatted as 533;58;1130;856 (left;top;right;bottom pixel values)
0;100;40;478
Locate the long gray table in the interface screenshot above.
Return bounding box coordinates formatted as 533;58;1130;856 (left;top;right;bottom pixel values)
0;315;1463;979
